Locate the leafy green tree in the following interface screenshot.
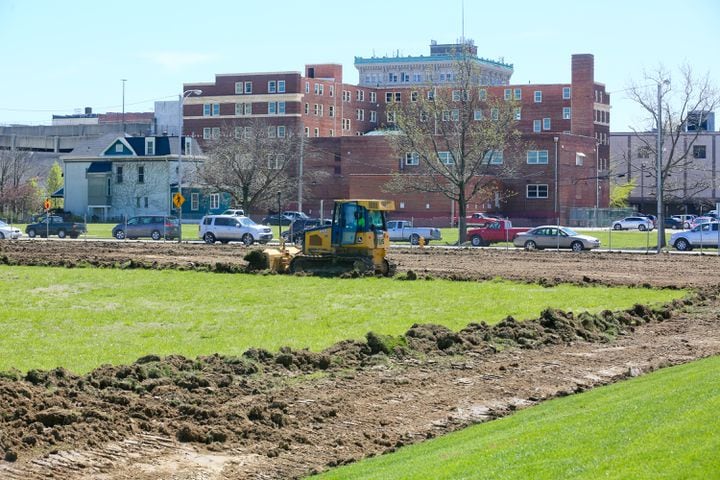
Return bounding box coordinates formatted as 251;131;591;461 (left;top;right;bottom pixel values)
609;180;637;208
46;161;64;209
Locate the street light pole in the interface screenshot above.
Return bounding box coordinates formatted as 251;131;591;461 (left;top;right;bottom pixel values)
177;89;202;243
656;80;669;253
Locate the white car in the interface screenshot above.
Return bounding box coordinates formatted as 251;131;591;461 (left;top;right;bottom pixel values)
612;216;654;231
221;209;245;216
670;222;720;251
199;215;273;245
0;220;22;239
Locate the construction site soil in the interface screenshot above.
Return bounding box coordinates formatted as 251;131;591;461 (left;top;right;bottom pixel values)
1;240;720;479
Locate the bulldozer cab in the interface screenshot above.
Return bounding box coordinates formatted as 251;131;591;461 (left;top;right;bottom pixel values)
332;200;391;247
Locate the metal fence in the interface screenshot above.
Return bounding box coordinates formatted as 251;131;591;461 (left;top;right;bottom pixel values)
569;207;636;228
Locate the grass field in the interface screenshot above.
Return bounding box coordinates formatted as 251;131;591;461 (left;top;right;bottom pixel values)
313;354;720;480
0;266;685;374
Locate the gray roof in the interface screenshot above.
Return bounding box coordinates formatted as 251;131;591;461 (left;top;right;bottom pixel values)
61;133;204;159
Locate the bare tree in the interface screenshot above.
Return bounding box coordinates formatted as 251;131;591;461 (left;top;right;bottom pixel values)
0;149;37;219
198;119;305;214
386;53;523;243
627;64;719;245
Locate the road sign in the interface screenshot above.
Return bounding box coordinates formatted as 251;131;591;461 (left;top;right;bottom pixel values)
43;199;51;210
172;192;185;209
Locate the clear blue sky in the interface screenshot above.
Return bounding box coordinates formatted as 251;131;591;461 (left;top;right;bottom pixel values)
1;0;718;130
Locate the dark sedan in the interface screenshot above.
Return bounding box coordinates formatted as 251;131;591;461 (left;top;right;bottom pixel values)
281;218;331;244
664;217;683;230
261;213;293;226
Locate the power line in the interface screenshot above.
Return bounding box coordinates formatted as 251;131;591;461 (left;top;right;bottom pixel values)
0;94;178;114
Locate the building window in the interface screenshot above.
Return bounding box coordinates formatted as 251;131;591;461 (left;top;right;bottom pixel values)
267;154;283;170
342;90;351;102
385;92;393;103
491;108;499;121
304;103;309;114
438;151;454;165
304;127;310;137
693;145;707;159
576;152;585;166
314;128;319;137
145;138;155;155
527;184;548;198
204;103;220;116
411;91;418;102
479;89;487;101
405;152;419;166
235;82;243;94
394;92;401;102
356;109;365;121
236;103;251;116
387;111;396;123
313;104;319;115
314;84;324;95
234;127;242;138
356;90;365;101
474;109;483;121
329;105;334;117
329;85;334;97
563;87;571;99
563;107;571;120
504;88;511;100
451;109;460;121
210;193;220;209
329;129;334;137
277;126;286;138
527;150;549;164
543;118;551;130
137;165;145;184
484;150;504;164
278;80;285;93
268;80;276;93
534;91;542;103
116;165;123;183
191;192;199;211
342;118;351;130
305;82;310;93
452;90;462;101
211;127;220;139
244;82;252;94
268;126;276;138
203;127;211;139
427;89;435;101
370;110;377;123
370;91;376;103
514;108;522;120
514;88;522;100
533;120;541;132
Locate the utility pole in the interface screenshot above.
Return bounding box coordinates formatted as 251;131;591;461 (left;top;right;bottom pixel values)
121;79;127;133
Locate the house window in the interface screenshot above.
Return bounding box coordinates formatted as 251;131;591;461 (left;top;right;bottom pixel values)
387;111;396;123
278;102;285;114
576;152;585;166
213;103;220;116
277;126;286;138
278;80;285;93
235;82;243;94
145;138;155;155
438;151;454;165
504;89;511;100
137;165;145;184
693;145;707;159
533;120;541;132
244;81;252;94
385;92;393;103
210;193;220;209
474;110;483;121
491;108;499;121
563;107;571;120
451;109;460;121
527;150;549;164
534;91;542;103
268;102;276;115
115;143;124;153
405;152;419;166
370;111;377;123
116;165;123;183
203;127;211;139
370;91;376;103
395;92;401;102
527;184;548;198
268;80;276;93
563;87;571;99
203;104;211;116
514;88;522;100
191;192;199;211
212;127;220;139
411;91;418;102
427;89;435;101
484;150;504;164
543;118;551;130
479;89;487;101
515;108;522;120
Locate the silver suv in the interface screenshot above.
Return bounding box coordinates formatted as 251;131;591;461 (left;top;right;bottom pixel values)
198;215;273;245
612;216;654;231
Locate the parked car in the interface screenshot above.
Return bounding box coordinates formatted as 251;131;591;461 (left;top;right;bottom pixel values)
112;215;179;240
281;218;331;245
386;220;442;245
663;217;683;230
262;213;294;226
0;220;22;240
611;216;654;231
467;219;528;246
670;222;720;251
513;226;601;252
282;211;310;221
199;215;273;245
221;209;245;217
25;216;86;238
690;216;714;228
671;215;696;229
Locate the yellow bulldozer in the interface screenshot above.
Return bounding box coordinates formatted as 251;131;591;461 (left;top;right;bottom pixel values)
263;199;396;276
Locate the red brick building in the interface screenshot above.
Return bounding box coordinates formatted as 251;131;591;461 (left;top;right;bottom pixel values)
182;45;610;226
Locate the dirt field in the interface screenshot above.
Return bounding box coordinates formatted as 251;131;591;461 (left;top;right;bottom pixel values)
1;240;720;479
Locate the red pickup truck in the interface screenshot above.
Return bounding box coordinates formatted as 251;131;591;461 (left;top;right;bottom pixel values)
467;219;528;246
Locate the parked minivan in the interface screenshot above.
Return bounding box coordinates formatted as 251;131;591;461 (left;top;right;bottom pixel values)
199;215;273;245
112;215;179;240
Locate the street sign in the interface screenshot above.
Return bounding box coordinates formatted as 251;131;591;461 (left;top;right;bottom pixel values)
172;192;185;209
43;199;51;210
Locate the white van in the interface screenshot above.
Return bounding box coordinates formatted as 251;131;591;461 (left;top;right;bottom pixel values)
199;215;273;245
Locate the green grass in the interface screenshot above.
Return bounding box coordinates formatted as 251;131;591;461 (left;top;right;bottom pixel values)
0;266;684;374
312;355;720;480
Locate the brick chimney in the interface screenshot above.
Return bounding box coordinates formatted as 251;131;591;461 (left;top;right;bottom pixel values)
571;54;595;137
